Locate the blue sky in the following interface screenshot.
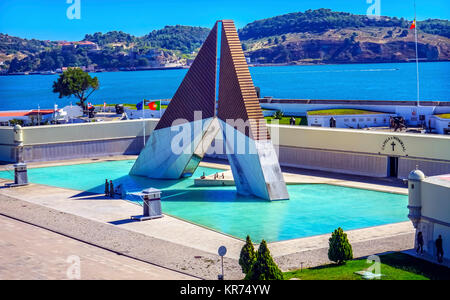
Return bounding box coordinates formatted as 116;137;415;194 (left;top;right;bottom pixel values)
0;0;448;41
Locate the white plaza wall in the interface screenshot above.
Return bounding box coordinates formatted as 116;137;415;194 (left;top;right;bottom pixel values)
1;121;449;180
413;178;450;261
0;119;158;163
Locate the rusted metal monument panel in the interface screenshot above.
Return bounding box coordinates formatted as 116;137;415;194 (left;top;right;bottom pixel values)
218;20;269;141
155;22;218;130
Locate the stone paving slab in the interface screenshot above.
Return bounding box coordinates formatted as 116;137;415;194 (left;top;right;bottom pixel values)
0;215;196;280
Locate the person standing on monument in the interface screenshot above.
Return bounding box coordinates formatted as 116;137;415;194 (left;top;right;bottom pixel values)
109;180;114;198
105;179;109;197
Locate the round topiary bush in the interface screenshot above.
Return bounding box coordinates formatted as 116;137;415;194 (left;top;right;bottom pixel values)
328;227;353;265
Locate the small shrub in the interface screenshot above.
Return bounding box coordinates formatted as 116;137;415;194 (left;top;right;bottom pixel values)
239;235;256;275
245;240;284;280
9;119;24;126
328;227;353;265
273;111;283;120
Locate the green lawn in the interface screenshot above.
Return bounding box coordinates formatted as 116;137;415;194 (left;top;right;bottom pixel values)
265;116;307;126
436;114;450;119
284;253;450;280
307;109;386;116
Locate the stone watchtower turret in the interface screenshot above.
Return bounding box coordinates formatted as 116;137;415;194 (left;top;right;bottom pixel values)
407;168;425;228
13;124;24;163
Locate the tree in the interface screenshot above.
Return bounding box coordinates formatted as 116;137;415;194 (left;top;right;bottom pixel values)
239;235;257;275
245;240;284;280
328;227;353;265
137;57;149;67
273;111;283;120
52;68;99;108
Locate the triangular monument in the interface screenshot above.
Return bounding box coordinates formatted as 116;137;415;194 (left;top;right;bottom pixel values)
130;20;289;200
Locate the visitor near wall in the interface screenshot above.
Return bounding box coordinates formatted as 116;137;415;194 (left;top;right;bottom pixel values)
436;235;444;263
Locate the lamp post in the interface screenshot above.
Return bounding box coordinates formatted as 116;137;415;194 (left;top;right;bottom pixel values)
218;246;227;280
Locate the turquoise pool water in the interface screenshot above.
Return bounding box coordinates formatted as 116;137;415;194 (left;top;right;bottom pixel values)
0;160;408;242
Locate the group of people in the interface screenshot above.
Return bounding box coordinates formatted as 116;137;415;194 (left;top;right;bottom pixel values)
105;179;115;198
389;116;407;132
213;172;225;180
416;231;445;263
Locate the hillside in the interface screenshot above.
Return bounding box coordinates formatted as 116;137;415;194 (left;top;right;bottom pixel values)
83;25;210;53
2;25;210;73
243;27;450;64
238;9;450;39
1;9;449;73
240;9;450;64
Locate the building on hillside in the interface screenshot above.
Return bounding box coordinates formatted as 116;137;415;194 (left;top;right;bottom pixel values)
59;41;99;50
408;169;450;264
76;41;99;50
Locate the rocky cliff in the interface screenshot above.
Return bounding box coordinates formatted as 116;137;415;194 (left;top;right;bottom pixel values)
245;27;449;65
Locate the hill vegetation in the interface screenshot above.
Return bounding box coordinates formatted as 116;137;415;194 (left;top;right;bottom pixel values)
3;25;209;73
1;9;449;73
83;25;210;53
238;9;450;40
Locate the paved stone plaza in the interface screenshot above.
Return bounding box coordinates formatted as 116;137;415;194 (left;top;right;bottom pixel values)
0;215;195;280
0;156;415;280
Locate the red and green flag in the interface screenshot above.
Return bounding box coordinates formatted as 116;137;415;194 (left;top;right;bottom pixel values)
148;101;161;111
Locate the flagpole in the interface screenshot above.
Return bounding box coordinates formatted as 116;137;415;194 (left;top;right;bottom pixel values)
143;99;146;147
414;0;420;107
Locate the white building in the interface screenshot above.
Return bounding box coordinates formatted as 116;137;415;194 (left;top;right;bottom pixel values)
307;111;395;129
429;115;450;134
0;109;56;126
408;169;450;264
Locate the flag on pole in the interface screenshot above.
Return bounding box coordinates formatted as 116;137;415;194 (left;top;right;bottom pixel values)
103;101;107;111
148;101;161;111
409;20;416;30
137;99;150;110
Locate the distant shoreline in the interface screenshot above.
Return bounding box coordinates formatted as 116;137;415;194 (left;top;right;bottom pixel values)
1;66;188;76
1;60;448;76
249;59;449;68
